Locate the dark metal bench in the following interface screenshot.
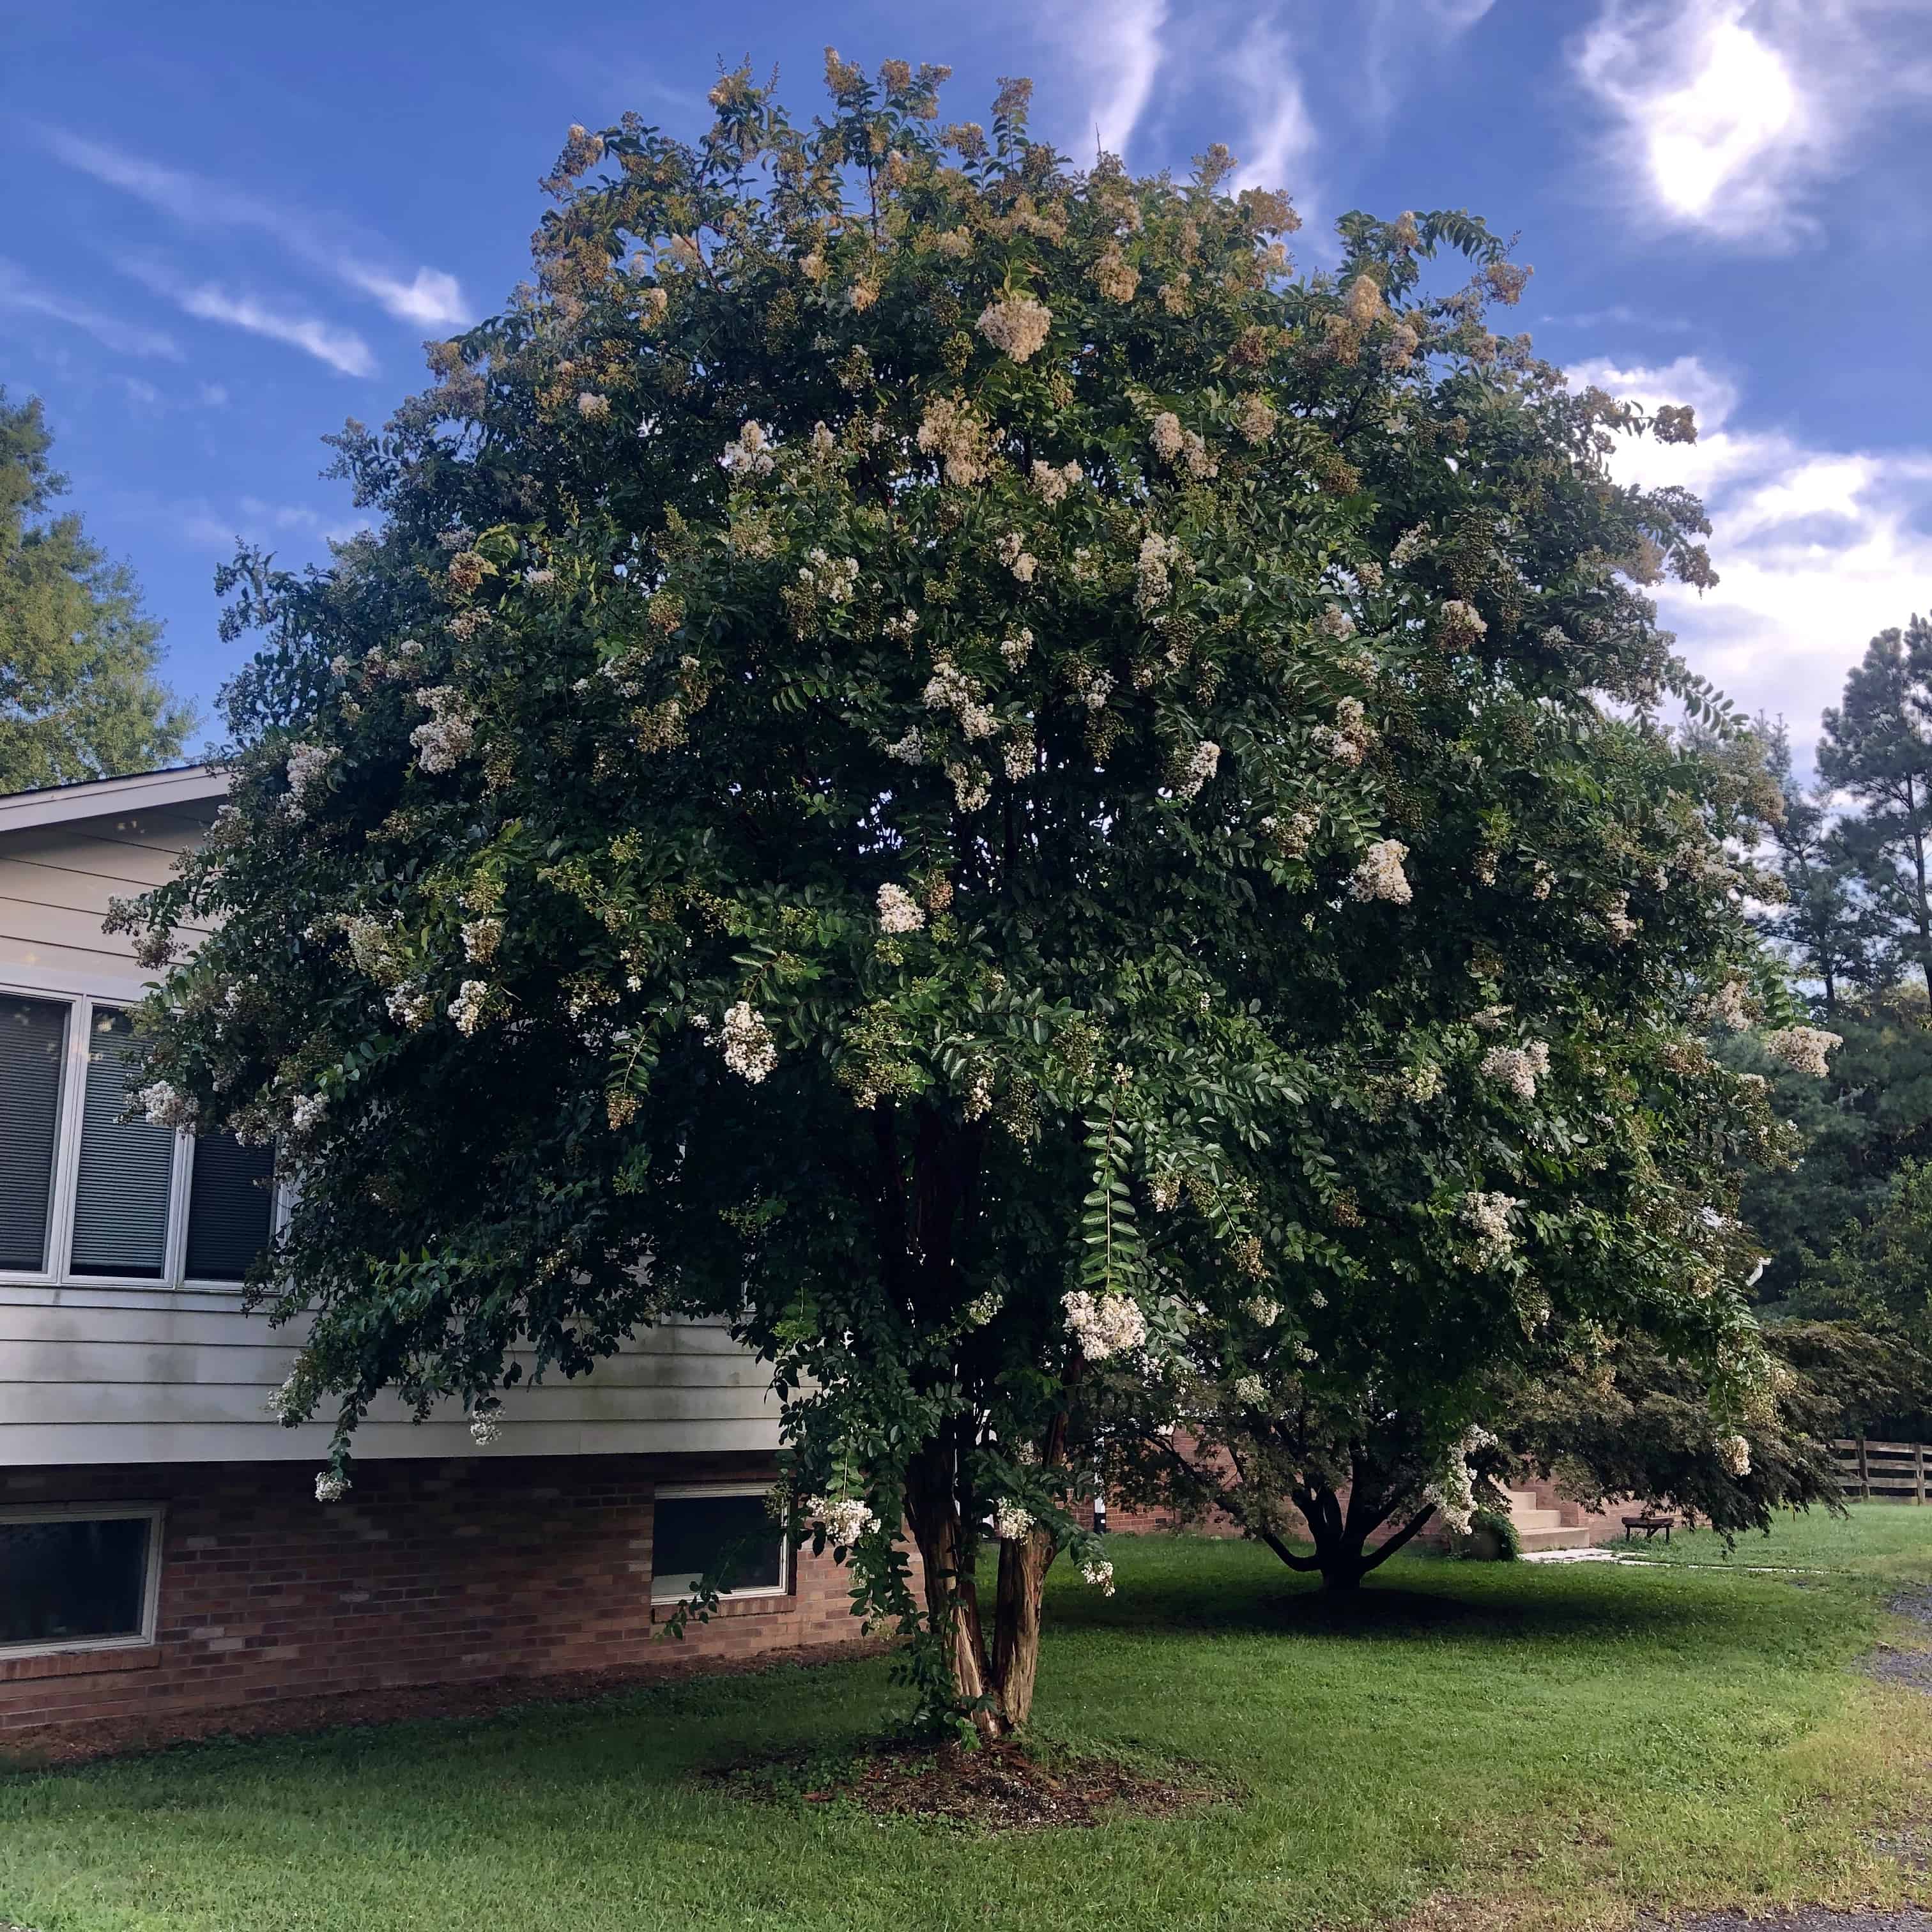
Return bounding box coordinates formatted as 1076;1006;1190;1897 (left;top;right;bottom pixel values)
1621;1512;1676;1544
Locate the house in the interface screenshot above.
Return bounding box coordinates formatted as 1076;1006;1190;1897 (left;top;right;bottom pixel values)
0;766;867;1738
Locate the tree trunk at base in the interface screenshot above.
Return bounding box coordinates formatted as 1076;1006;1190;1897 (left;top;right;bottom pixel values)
905;1446;1002;1740
991;1526;1054;1729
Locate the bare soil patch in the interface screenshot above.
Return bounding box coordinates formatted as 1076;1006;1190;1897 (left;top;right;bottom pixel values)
1666;1913;1932;1930
0;1636;894;1772
709;1736;1233;1832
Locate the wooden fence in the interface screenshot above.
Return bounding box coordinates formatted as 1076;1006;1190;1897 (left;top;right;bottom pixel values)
1832;1438;1930;1501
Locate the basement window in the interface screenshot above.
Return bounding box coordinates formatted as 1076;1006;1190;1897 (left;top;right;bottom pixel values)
0;1505;164;1655
650;1484;788;1603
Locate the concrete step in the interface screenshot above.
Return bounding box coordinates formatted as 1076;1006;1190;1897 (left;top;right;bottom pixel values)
1516;1524;1593;1552
1503;1491;1565;1532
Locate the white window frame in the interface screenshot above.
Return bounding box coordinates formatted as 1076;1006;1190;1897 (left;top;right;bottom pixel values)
0;977;283;1292
650;1482;792;1604
0;1501;165;1659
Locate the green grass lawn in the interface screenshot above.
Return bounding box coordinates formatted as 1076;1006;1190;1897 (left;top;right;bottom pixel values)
4;1506;1931;1932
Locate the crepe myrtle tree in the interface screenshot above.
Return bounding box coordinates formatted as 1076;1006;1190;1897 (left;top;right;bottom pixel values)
123;56;1747;1731
1093;821;1844;1588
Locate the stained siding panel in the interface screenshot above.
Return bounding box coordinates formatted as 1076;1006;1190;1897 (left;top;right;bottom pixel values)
1;806;783;1468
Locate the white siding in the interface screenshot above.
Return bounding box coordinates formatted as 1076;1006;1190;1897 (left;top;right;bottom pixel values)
0;806;215;982
0;799;783;1468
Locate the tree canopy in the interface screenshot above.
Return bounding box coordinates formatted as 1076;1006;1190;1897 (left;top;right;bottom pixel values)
128;58;1814;1733
0;388;191;792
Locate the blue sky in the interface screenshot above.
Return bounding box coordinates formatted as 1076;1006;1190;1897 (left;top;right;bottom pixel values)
4;0;1930;765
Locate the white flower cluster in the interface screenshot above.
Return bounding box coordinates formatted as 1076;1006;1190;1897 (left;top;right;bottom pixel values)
386;982;434;1030
1243;1296;1282;1325
924;658;997;738
284;741;338;820
721;420;775;474
1425;1425;1494;1537
883;608;920;641
1479;1041;1550;1102
916;396;990;486
1002;731;1036;782
1232;1373;1268;1408
1389;523;1432;569
976;295;1053;363
1080;1558;1116;1596
1697;978;1752;1030
1715;1432;1751;1478
1461;1190;1521;1268
1603;892;1638;943
997;531;1038;583
799;548;859;601
1029;459;1084;503
1438;599;1487;647
450;980;494;1036
1761;1026;1841;1078
1135;533;1181;612
885;727;926;765
1147;411;1215;477
470;1406;502;1446
576;390;610;420
947;760;992;812
991;1499;1036;1540
1176;740;1220;799
1236;392;1276;443
1261;807;1320;859
965;1291;1003;1327
1529;860;1554;901
1400;1061;1443;1105
139;1080;197;1129
721;1000;778;1083
461;917;502;965
1351;839;1412;904
1062;1289;1148;1361
1313;696;1375;767
809;1494;880;1547
315;1469;350;1503
1073;666;1114;711
877;883;926;934
411;687;477;773
290;1092;328;1135
1000;629;1034;669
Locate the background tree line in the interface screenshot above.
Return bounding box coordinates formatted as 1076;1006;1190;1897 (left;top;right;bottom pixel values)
1744;617;1932;1438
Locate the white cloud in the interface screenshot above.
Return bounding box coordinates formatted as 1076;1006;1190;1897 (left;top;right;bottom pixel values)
1572;0;1932;245
0;258;182;360
334;264;468;328
43;128;471;328
1571;353;1932;761
173;284;376;377
1228;22;1317;197
121;261;377;377
1038;0;1169;164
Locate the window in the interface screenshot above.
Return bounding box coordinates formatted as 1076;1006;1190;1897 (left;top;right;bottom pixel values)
650;1485;790;1603
0;986;277;1289
0;1505;164;1655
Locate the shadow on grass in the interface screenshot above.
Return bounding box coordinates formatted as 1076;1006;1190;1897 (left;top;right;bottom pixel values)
1039;1540;1858;1649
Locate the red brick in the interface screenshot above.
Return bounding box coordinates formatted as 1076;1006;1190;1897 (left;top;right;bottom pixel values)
0;1454;880;1736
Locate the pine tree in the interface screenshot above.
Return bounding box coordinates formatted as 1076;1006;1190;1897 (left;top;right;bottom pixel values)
1818;620;1932;990
1761;719;1880;1013
0;390;191;792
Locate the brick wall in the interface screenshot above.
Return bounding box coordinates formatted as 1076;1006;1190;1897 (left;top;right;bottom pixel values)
0;1454;878;1735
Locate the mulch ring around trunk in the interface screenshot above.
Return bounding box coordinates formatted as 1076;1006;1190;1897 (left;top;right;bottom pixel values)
707;1736;1236;1832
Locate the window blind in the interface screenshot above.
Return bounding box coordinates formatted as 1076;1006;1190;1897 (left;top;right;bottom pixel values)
185;1133;275;1282
68;1008;175;1279
0;996;68;1273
